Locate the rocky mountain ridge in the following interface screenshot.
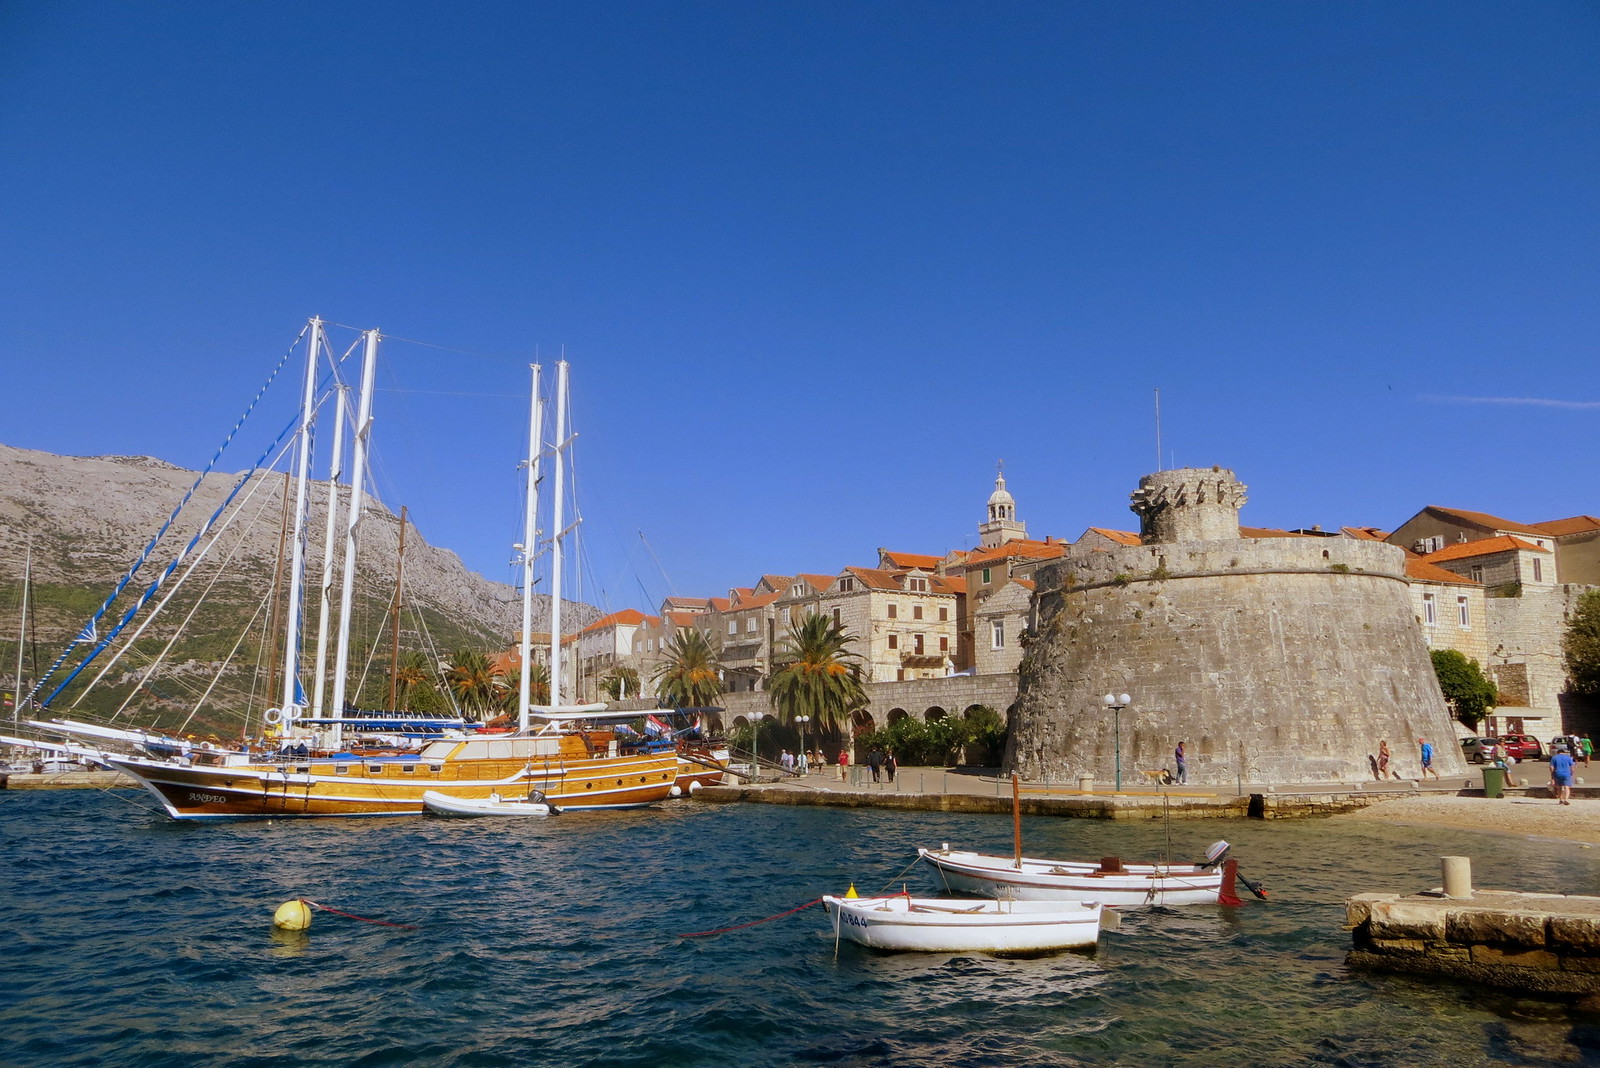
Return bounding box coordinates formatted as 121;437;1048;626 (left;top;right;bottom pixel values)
0;443;595;729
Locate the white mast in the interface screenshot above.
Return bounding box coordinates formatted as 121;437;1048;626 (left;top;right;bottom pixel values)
12;539;30;739
548;360;569;710
329;329;380;744
517;364;544;733
280;317;323;723
309;384;348;718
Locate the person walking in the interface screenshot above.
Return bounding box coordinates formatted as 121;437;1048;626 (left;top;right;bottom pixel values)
837;748;850;782
1583;737;1593;767
1173;741;1188;785
867;748;883;784
1551;746;1576;805
884;751;897;783
1418;738;1440;780
1377;740;1399;780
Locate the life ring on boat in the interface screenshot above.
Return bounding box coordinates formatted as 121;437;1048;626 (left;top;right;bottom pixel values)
264;708;283;726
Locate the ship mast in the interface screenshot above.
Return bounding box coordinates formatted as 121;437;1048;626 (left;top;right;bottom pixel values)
517;364;543;733
548;360;569;711
328;328;380;746
279;317;323;725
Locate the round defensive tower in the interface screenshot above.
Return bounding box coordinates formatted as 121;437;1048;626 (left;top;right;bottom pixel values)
1007;466;1466;785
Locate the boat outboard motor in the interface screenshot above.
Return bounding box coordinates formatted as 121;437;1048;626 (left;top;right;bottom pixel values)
1200;840;1231;870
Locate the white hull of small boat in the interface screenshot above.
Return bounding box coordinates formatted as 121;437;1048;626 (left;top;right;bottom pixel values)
823;894;1102;953
422;790;557;817
918;847;1223;907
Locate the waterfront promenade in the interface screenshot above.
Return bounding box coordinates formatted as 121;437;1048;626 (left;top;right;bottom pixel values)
696;763;1531;820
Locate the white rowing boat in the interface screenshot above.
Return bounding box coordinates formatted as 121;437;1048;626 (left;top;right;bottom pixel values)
823;893;1103;953
917;842;1228;907
422;789;559;817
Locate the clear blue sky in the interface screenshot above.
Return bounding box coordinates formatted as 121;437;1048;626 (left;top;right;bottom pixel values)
3;2;1596;615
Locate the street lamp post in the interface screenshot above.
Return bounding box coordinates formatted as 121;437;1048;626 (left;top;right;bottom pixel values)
795;715;811;773
749;710;766;781
1102;693;1131;792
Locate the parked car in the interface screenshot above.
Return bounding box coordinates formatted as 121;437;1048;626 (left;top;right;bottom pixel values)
1459;737;1498;764
1548;736;1572;756
1499;734;1544;761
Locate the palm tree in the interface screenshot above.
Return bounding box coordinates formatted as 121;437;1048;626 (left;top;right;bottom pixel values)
766;612;866;735
600;666;640;701
444;649;500;720
393;651;432;712
653;628;723;708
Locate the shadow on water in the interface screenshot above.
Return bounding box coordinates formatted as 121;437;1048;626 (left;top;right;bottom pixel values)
5;789;1600;1066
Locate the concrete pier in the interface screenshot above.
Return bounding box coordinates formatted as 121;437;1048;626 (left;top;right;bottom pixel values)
1348;864;1600;997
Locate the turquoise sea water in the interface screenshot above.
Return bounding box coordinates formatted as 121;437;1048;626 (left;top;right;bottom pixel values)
4;789;1600;1067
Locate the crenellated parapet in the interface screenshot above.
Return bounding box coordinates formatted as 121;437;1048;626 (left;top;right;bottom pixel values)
1130;467;1248;544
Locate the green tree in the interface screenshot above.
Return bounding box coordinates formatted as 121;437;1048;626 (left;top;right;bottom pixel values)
600;666;641;702
766;612;866;735
1430;648;1498;729
962;705;1008;765
653;628;723;708
1564;590;1600;695
393;651;432;712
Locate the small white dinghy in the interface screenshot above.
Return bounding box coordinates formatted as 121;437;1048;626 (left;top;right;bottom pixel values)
823;892;1103;953
422;789;560;817
918;842;1230;908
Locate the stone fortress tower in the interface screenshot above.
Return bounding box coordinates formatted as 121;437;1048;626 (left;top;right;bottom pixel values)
1007;466;1467;784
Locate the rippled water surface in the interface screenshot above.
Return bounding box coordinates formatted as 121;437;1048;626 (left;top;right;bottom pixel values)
5;789;1600;1066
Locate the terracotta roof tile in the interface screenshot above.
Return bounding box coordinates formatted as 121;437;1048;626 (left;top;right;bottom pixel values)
578;608;649;633
1422;534;1550;563
880;550;943;570
964;540;1067;566
1083;527;1142;546
1240;526;1315;539
1423;506;1545;537
1531;515;1600;537
1341;526;1391;542
1405;555;1482;585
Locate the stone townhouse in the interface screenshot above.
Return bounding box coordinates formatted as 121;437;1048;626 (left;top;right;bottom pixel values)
571;608;652;703
1384;506;1600;737
713;583;785;694
817;566;961;681
948;538;1066;673
1343;527;1489;665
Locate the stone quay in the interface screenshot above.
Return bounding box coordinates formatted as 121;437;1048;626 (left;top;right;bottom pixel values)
1348;857;1600;1000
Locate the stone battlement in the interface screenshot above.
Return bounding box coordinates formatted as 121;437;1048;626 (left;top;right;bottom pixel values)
1036;534;1406;597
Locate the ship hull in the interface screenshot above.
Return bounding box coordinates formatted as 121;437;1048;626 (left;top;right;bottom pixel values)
106;751;679;820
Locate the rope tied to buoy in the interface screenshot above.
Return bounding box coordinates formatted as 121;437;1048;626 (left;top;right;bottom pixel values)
677;896;824;939
273;898;417;931
301;899;417;929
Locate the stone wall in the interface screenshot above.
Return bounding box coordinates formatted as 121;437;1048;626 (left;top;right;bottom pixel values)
1485;584;1595;718
1009;534;1466;784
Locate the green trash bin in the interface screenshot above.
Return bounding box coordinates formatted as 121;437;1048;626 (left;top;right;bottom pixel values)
1482;765;1505;798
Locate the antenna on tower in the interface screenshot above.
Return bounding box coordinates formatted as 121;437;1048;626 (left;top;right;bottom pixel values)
1154;389;1163;472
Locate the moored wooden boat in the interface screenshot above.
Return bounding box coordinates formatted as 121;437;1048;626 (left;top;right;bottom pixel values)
103;733;676;819
917;844;1228;907
823;892;1103;953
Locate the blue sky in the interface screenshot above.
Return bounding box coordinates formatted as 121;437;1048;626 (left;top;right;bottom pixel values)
2;2;1596;616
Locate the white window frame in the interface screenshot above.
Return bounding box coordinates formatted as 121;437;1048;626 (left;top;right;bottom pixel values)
991;620;1004;649
1422;593;1436;626
1457;596;1469;627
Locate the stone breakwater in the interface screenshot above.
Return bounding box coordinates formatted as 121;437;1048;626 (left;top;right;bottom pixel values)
1348;889;1600;999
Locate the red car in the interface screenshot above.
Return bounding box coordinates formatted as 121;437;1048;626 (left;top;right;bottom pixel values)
1497;734;1545;761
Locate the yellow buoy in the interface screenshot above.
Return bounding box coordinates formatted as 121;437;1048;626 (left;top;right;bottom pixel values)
273;899;313;931
844;883;858;899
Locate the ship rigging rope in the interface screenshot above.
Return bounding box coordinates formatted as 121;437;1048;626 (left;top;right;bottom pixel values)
81;436;293;714
30;325;310;705
676;897;825;939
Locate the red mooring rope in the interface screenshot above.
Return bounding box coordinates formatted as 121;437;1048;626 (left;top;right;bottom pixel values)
301;899;418;929
677;896;824;939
